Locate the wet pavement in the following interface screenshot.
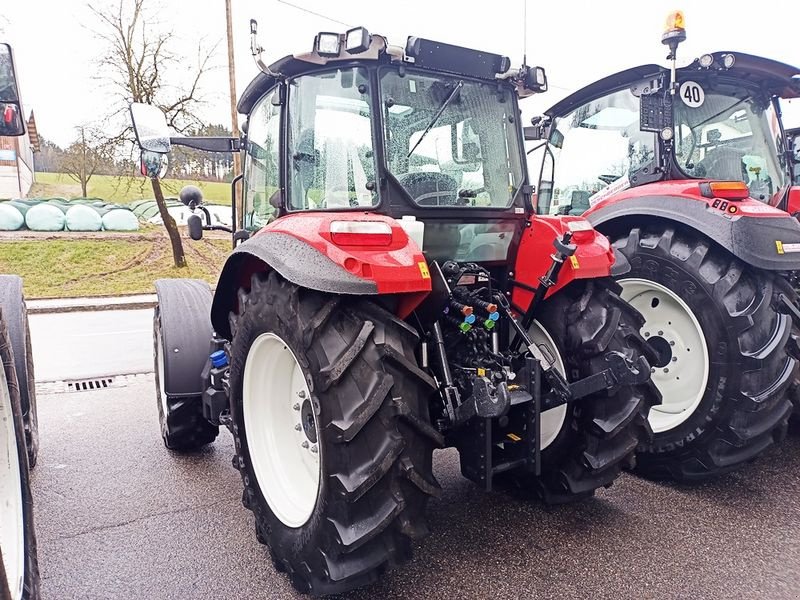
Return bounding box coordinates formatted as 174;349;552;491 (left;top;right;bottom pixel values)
32;375;800;599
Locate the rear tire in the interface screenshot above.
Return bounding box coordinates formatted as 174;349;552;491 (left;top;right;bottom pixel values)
507;279;660;503
229;271;440;596
613;225;796;480
1;307;39;600
153;307;218;451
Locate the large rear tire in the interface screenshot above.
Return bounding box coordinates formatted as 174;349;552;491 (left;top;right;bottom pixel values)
229;271;440;596
1;307;39;600
0;276;38;469
613;225;796;480
508;279;660;503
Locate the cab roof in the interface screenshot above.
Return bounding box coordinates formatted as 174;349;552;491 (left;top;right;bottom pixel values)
546;51;800;118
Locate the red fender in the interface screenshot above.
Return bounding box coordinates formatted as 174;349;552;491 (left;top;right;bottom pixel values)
222;213;431;327
512;215;614;312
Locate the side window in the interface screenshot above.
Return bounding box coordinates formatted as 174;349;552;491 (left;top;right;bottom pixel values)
244;89;281;231
550;87;655;215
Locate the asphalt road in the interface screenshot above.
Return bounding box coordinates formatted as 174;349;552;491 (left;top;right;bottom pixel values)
31;375;800;599
29;310;152;382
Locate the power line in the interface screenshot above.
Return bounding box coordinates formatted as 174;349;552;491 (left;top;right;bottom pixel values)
275;0;353;29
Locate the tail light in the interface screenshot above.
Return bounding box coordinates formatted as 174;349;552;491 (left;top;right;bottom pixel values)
330;221;393;246
700;181;750;201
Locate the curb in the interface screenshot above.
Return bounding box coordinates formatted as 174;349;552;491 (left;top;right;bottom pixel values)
27;300;157;315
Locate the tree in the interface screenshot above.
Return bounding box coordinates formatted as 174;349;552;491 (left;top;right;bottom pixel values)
33;137;66;173
60;126;112;197
89;0;218;268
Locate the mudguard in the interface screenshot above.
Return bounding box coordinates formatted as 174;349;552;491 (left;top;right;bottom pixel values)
210;213;432;339
512;215;615;312
154;279;214;397
586;192;800;271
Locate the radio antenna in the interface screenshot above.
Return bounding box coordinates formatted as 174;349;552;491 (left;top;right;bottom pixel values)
522;0;528;67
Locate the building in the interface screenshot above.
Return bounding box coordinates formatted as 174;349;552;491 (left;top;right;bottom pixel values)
0;111;39;198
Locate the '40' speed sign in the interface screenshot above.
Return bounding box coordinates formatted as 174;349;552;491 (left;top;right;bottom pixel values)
679;81;705;108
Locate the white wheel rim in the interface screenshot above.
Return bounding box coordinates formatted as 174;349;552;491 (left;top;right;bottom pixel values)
243;333;320;528
619;278;710;433
0;365;24;600
527;321;568;450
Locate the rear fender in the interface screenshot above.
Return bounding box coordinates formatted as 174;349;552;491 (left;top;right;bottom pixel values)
585;193;800;271
154;279;214;397
512;215;615;312
210;213;431;339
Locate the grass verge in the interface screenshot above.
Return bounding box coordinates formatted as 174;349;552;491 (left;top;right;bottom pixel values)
0;236;229;298
28;172;232;205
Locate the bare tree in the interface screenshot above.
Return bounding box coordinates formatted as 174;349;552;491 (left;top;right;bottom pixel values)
89;0;218;268
60;126;112;197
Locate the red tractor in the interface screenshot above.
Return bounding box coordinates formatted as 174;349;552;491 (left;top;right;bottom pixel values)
131;25;660;595
527;13;800;481
0;42;40;600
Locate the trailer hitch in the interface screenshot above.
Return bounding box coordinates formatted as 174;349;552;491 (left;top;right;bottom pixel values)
453;377;511;425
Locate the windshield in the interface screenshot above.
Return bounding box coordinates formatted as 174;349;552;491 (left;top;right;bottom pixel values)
379;69;524;208
674;88;786;201
287;67;378;210
542;86;656;215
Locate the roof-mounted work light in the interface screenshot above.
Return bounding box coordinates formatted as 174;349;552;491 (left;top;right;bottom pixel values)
345;27;371;54
524;66;548;92
314;32;341;57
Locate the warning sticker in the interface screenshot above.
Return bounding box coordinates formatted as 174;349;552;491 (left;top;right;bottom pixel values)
418;261;430;278
679;81;705;108
776;241;800;254
569;255;580;269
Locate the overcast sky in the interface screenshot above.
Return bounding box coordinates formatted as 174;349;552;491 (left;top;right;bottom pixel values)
2;0;799;147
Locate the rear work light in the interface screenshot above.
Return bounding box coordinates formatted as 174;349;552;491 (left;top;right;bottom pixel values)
699;181;750;201
330;221;393;246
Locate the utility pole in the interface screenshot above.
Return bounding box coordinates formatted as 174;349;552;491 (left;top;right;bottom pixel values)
225;0;242;218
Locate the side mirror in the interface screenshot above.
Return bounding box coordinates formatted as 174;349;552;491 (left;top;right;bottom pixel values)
0;44;25;137
129;102;171;153
187;214;203;240
139;150;168;179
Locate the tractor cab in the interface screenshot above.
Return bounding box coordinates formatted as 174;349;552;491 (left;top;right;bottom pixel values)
530;50;800;215
134;27;549;268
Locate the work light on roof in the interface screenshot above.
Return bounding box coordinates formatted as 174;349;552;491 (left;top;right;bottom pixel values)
698;53;714;68
315;32;341;57
345;27;371;54
722;53;736;69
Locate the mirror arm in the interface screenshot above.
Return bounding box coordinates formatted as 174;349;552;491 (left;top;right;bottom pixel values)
169;136;241;153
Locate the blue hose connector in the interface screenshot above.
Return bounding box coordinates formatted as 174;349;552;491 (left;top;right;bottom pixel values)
210;350;229;368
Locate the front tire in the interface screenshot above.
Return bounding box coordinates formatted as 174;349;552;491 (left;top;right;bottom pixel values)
153;307;218;451
229;272;441;596
614;225;796;480
1;308;39;600
508;279;660;503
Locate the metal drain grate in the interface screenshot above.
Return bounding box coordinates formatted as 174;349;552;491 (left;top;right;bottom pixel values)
67;377;115;392
36;372;152;395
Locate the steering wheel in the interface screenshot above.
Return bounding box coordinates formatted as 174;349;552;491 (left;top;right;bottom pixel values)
397;172;459;206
